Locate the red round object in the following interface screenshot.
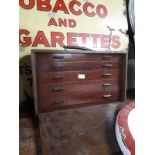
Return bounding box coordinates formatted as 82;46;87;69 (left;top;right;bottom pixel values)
115;102;135;155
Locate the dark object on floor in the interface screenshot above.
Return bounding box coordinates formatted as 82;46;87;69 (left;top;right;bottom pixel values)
110;152;123;155
127;88;135;99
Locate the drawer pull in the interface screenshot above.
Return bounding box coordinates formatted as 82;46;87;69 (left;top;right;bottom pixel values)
63;45;92;51
52;65;64;69
102;94;112;98
53;76;64;80
102;55;112;59
102;83;112;87
53;56;64;59
102;64;113;67
102;73;112;77
54;101;64;104
53;87;65;92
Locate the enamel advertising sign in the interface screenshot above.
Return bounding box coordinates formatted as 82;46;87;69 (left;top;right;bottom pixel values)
19;0;129;104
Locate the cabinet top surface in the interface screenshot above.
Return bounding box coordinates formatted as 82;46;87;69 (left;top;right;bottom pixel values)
32;49;127;54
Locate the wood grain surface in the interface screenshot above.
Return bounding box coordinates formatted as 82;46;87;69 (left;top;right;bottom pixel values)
38;69;120;84
32;51;126;113
37;61;121;72
37;53;121;63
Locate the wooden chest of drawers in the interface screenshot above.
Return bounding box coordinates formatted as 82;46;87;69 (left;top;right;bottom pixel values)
32;50;127;114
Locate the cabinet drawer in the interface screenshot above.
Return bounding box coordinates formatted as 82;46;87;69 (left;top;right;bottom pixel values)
37;53;121;63
39;90;120;112
38;69;120;84
38;79;120;97
37;61;121;72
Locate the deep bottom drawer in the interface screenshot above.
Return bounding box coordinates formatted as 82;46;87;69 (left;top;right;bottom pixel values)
38;91;120;112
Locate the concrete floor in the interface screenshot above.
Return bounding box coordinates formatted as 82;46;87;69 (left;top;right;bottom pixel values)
20;94;134;155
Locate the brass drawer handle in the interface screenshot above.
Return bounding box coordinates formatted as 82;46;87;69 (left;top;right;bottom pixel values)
53;87;65;92
102;64;113;67
102;73;112;77
102;94;112;98
54;101;64;104
52;65;64;69
102;55;112;59
53;76;64;80
53;56;64;59
102;83;112;87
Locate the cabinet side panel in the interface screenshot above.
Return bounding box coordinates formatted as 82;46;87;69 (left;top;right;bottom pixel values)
31;52;39;115
120;53;128;101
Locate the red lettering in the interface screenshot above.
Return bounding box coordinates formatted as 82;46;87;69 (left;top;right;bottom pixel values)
83;2;95;17
48;18;58;26
20;0;108;19
58;18;67;27
69;0;82;16
53;0;69;14
79;33;89;46
111;35;121;48
68;19;76;28
91;34;100;48
101;35;110;48
19;29;32;46
51;32;65;47
67;33;78;46
37;0;51;11
96;4;108;18
19;0;35;9
32;31;50;47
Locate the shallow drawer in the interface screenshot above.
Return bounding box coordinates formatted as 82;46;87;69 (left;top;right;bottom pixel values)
38;79;120;97
38;90;120;112
38;69;120;84
37;61;121;72
37;53;121;63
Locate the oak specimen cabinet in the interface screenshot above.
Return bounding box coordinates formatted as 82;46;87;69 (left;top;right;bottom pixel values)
31;49;127;155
